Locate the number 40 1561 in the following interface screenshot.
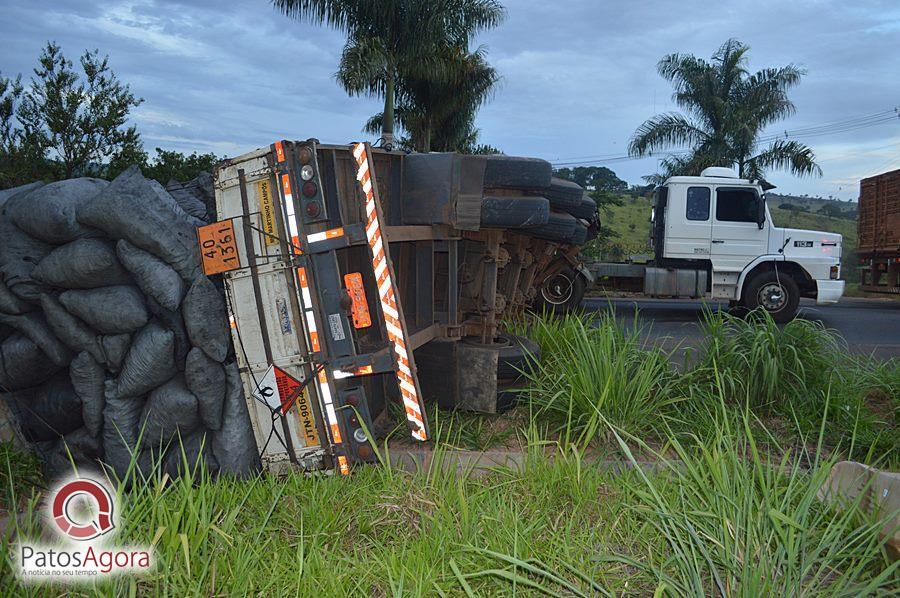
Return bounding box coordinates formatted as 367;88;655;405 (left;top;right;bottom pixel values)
197;220;241;275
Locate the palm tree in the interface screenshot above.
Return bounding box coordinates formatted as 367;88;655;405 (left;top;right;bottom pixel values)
362;46;500;152
629;39;821;183
273;0;504;147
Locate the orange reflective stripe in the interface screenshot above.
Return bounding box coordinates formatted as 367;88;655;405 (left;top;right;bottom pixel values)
275;141;286;163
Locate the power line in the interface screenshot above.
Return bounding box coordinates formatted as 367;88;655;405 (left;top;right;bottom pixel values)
549;107;899;167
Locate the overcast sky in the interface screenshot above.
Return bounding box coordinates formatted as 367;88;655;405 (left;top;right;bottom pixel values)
3;0;899;199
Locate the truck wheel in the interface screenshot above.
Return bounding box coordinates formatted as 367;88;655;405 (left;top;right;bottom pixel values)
525;178;584;209
566;195;598;220
482;156;553;189
565;222;589;246
480;196;549;228
462;333;541;380
741;270;800;323
535;268;586;314
496;333;540;379
528;211;577;242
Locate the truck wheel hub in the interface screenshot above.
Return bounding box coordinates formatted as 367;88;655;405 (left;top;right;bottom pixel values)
542;273;574;305
759;282;786;311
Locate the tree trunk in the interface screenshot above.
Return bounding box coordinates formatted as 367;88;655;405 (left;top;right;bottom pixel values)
382;75;395;148
423;117;431;153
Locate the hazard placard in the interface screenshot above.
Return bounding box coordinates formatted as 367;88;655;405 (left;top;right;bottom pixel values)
197;220;241;275
252;365;320;447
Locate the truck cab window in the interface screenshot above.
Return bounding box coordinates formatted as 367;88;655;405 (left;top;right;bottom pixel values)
686;187;710;221
716;188;759;223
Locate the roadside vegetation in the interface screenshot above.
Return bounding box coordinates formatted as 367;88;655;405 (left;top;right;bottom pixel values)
3;309;898;595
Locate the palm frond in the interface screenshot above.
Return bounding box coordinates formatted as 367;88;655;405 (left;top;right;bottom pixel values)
629;113;708;156
746;140;822;178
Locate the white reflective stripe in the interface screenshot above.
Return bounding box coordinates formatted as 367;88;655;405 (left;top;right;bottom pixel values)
366;218;379;240
378;277;392;300
374;258;388;282
305;311;317;332
394;343;408;360
399;378;417;397
307;231;328;243
381;299;399;320
287;218;299;237
402;394;422;415
353;143;365;160
301;286;312;307
324;401;337;423
366;199;376;218
332;369;352;379
371;235;384;262
284;192;294;203
411;428;427;441
385;320;404;341
362;178;372;194
397;361;411;377
320;383;333;407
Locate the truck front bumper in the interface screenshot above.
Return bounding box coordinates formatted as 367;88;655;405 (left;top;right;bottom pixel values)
816;279;844;305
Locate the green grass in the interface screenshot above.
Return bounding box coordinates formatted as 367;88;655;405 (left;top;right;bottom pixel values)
3;311;898;595
3;402;897;596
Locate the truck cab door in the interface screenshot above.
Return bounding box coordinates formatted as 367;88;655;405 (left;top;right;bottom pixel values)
710;186;769;271
662;185;713;259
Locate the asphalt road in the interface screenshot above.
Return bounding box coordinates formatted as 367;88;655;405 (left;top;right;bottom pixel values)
582;296;900;363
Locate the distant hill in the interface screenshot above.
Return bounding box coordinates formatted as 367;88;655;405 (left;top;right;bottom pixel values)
598;193;859;279
764;193;857;220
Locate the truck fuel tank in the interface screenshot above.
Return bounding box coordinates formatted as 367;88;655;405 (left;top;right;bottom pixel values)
643;267;707;298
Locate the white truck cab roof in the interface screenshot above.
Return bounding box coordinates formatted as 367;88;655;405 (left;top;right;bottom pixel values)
664;167;759;189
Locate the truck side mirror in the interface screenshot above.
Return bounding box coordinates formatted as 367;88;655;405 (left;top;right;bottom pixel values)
757;198;766;229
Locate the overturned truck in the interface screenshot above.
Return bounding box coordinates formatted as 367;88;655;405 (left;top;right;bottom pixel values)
0;140;597;478
215;140;597;474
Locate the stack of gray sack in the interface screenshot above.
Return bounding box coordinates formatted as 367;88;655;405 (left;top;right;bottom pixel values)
0;167;260;482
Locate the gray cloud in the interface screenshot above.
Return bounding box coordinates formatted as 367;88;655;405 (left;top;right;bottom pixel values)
2;0;898;198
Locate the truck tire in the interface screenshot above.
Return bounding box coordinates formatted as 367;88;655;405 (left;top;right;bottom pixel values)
565;222;588;246
567;195;598;220
496;379;526;412
480;196;549;229
534;268;587;314
584;220;599;242
462;333;541;380
483;156;553;189
741;270;800;323
528;211;577;242
528;178;584;209
496;333;540;379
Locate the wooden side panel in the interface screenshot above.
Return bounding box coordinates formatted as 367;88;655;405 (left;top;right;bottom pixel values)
858;168;900;255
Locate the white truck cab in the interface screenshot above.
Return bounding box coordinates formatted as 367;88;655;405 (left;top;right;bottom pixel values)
644;167;843;321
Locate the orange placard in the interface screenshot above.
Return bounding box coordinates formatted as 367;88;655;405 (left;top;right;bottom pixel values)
344;272;372;329
197;220;241;275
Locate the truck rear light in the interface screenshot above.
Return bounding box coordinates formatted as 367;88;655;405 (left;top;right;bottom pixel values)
830;265;839;279
298;147;312;165
300;164;315;181
352;428;367;444
305;200;321;218
302;181;317;197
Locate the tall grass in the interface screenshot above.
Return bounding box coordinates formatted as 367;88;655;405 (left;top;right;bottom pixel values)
3;399;896;596
609;387;899;596
516;312;674;445
691;309;899;461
